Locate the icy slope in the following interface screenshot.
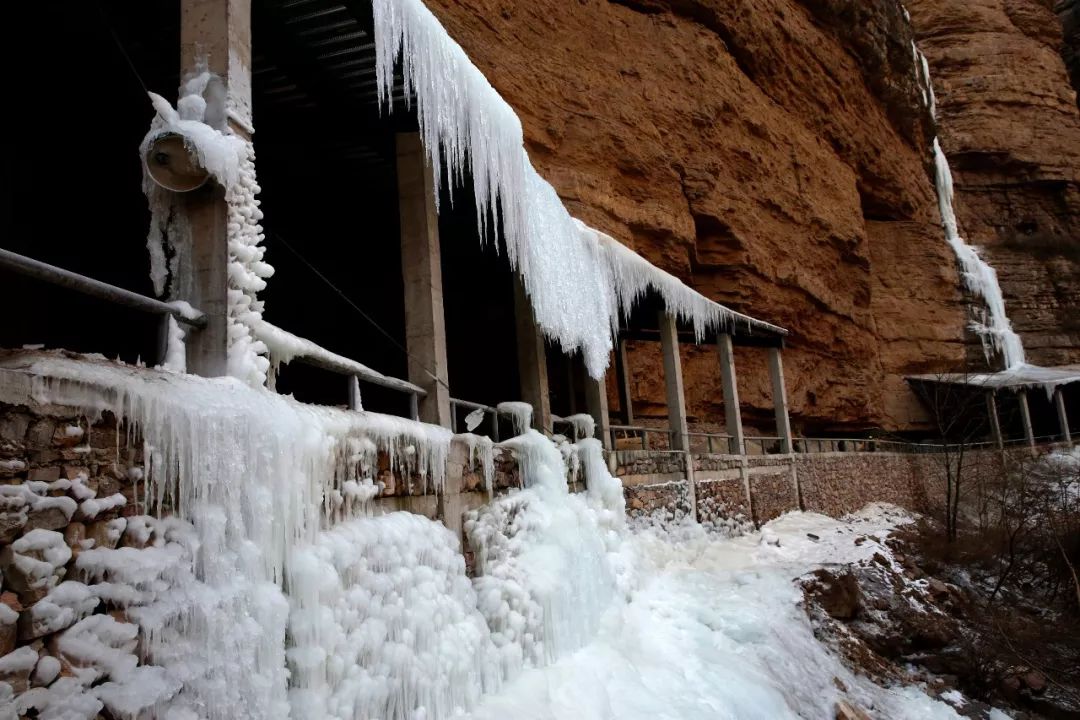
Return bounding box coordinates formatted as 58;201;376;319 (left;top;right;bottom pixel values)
464;506;970;720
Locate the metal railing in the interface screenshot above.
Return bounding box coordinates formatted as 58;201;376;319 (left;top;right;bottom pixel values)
609;424;675;451
1;248;427;422
449;398;500;440
0;248;207;330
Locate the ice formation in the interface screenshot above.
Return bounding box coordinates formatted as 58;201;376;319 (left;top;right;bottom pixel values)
21;354;453;719
371;0;784;378
141;71;273;388
496;401;533;436
562;413;596;441
911;34;1026;369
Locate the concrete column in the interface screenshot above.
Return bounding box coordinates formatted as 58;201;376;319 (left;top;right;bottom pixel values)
614;338;634;424
1054;388;1072;447
658;311;689;452
584;372;612;450
1017;388;1036;448
178;0;252;377
986;391;1004;449
397;132;451;427
514;277;552;433
768;347;793;454
717;333;745;455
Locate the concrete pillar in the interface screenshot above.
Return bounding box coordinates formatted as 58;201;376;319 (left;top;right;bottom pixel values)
584;372;612;451
986;391;1004;449
658;311;689;452
514;277;552;433
1054;388;1072;447
717;333;745;455
1017;388;1036;448
178;0;252;377
768;347;793;454
614;338;634;424
396;132;451;427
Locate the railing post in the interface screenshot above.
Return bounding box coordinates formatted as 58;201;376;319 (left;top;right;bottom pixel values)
717;333;745;455
397;132;452;428
348;375;362;412
1054;388;1072;447
409;393;420;422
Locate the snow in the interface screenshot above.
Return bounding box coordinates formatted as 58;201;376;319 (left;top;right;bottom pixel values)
562;413;595;441
0;647;38;674
371;0;783;379
910;34;1025;369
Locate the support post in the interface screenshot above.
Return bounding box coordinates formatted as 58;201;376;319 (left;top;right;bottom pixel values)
514;277;552;433
986;390;1004;450
768;347;793;454
658;312;689;452
614;337;634;424
584;371;612;451
178;0;253;377
717;333;745;455
1017;388;1036;449
1054;388;1072;447
397;132;452;427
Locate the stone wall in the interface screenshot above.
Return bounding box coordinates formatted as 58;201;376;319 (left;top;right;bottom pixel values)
616;447;1020;530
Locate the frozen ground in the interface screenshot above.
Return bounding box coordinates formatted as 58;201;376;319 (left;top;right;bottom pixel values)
462;504;978;720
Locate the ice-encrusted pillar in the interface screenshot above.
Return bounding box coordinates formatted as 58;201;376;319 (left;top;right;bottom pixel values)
514;277;552;434
614;337;634;424
986;391;1004;450
178;0;252;377
659;312;689;453
718;334;745;455
1017;389;1036;449
768;347;793;454
1054;388;1072;447
397;132;451;427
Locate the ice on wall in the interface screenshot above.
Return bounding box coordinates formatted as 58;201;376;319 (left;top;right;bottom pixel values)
466;431;622;676
141;72;274;387
910;34;1026;368
286;514;502;720
371;0;784;378
23;354;454;719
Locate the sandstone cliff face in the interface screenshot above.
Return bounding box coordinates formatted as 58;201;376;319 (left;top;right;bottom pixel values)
423;0;1034;433
909;0;1080;368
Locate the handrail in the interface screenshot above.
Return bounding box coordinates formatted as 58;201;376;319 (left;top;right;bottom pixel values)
0;248;207;328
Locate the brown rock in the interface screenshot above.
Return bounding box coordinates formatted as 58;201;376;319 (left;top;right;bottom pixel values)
806;569;861;620
1024;670;1047;694
51;424;85;448
835;699;872;720
27;466;60;483
24;505;70;533
909;0;1080;368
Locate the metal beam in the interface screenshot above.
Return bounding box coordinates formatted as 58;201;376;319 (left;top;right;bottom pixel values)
1017;388;1036;449
986;391;1004;449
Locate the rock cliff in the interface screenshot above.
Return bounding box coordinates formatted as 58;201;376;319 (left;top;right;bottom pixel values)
425;0;1078;433
910;0;1080;368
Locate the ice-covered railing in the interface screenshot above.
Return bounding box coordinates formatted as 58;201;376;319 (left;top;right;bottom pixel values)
908;18;1026;369
252;319;426;417
372;0;785;379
